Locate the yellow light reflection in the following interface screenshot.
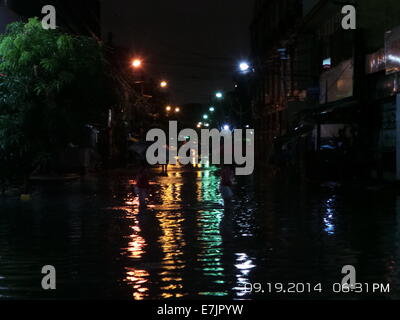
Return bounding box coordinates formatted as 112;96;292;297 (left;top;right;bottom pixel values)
108;192;150;300
233;253;255;297
156;177;187;298
125;268;150;300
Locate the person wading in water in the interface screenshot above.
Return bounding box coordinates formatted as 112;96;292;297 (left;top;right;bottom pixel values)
219;165;234;205
135;163;151;209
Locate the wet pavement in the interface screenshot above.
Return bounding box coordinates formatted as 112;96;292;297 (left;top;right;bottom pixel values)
1;164;400;300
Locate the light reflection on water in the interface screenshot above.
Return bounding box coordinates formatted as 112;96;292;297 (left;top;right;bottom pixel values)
196;166;228;297
125;268;149;300
157;209;186;299
108;192;151;300
233;253;256;298
197;209;227;297
1;165;400;299
323;196;337;236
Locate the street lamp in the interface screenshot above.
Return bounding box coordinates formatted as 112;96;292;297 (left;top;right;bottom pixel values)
166;106;172;112
132;59;142;69
215;92;223;99
175;107;180;113
239;61;250;72
160;81;168;88
209;107;215;112
203;114;209;120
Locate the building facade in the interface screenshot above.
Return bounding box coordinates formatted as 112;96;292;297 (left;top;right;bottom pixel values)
251;0;304;145
251;0;400;180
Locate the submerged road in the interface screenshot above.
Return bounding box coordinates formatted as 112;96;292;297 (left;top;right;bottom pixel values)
0;164;400;299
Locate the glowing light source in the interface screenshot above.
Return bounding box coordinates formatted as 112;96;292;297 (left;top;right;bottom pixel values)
203;114;209;120
132;59;142;69
388;54;400;64
160;81;168;88
209;107;215;112
239;62;250;72
223;125;230;131
215;92;223;99
166;106;172;112
175;107;181;113
322;57;332;69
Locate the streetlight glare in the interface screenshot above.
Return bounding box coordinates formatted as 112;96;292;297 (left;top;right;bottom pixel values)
175;107;180;113
132;59;142;68
160;81;168;88
239;62;250;72
209;107;215;112
215;92;223;99
203;114;209;120
166;106;172;112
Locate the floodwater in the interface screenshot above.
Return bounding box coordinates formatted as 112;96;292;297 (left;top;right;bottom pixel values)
1;164;400;300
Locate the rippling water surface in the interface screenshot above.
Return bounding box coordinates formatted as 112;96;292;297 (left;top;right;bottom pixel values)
1;165;400;299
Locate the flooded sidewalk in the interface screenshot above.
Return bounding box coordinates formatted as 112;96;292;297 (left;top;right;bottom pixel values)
1;165;400;300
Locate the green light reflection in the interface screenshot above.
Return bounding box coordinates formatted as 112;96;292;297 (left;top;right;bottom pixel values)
196;167;228;297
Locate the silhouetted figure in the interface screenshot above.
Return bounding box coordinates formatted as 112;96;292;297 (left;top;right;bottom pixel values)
135;164;150;209
219;165;234;205
161;144;169;175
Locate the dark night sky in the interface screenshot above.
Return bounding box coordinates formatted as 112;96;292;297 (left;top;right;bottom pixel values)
101;0;255;105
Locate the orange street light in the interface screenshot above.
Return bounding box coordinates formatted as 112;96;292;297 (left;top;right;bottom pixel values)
166;106;172;112
132;59;142;69
160;81;168;88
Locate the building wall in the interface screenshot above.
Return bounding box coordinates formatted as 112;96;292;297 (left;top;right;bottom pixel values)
250;0;400;178
251;0;304;143
359;0;400;53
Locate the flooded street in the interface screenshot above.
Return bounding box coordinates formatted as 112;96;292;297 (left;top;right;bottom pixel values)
1;165;400;300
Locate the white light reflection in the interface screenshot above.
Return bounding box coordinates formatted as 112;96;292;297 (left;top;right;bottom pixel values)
323;197;336;236
233;253;255;298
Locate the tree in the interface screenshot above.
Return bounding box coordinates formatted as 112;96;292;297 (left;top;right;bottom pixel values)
0;18;115;189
